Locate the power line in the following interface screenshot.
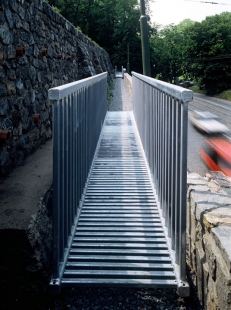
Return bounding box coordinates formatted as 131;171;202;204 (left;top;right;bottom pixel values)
184;0;231;5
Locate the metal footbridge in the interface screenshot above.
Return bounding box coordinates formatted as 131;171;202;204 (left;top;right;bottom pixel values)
114;65;124;78
63;111;176;287
49;72;193;296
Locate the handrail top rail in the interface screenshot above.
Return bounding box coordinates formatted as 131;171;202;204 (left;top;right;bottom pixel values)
132;71;193;103
48;72;107;101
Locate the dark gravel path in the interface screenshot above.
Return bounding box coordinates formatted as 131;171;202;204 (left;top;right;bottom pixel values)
109;78;132;111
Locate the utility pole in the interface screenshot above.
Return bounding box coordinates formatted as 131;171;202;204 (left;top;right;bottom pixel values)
127;43;130;75
140;0;151;76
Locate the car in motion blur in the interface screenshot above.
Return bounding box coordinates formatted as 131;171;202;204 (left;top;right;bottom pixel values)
189;110;230;135
200;138;231;177
179;81;195;88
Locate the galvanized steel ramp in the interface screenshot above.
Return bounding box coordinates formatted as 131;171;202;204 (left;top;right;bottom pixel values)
62;111;177;288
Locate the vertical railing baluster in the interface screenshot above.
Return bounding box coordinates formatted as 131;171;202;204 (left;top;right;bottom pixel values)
153;87;157;186
68;94;72;234
53;100;60;279
60;98;65;262
156;90;159;190
73;92;77;221
166;94;171;229
171;98;177;249
159;91;163;207
175;100;181;263
180;102;188;280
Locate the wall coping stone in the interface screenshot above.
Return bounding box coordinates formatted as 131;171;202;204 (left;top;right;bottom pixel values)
124;73;132;93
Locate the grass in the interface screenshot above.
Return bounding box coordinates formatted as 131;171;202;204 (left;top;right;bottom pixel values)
189;85;231;101
189;85;205;94
215;90;231;101
107;81;115;105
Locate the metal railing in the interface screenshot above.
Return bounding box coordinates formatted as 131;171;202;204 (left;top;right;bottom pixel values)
132;71;193;295
114;66;124;78
48;72;107;289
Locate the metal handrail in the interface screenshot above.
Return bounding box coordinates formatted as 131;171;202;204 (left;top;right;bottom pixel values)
48;72;107;289
114;66;124;78
132;71;193;295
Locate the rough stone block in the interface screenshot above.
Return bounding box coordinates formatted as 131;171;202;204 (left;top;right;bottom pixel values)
212;226;231;272
191;191;231;218
0;99;8;115
203;230;231;310
204;206;231;229
195;241;209;307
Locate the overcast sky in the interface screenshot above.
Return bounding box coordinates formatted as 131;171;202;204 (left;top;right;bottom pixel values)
149;0;231;26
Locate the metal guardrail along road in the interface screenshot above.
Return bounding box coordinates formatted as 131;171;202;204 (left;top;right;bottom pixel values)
49;72;193;296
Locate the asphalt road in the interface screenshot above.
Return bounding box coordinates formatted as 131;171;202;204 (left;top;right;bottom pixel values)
187;92;231;176
187;118;208;176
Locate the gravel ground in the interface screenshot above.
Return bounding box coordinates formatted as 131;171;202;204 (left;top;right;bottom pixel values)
109;78;132;111
1;79;203;310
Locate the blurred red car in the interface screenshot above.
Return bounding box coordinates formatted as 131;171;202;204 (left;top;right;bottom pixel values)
200;138;231;177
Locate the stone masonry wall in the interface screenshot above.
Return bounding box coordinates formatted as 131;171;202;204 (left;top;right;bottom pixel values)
124;72;132;94
187;172;231;310
0;0;113;177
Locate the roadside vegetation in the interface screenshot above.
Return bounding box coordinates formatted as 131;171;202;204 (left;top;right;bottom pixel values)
46;1;231;97
190;85;231;101
216;90;231;101
107;81;115;106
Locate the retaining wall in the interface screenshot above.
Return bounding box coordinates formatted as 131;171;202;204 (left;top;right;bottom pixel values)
0;0;113;177
124;72;132;93
187;172;231;310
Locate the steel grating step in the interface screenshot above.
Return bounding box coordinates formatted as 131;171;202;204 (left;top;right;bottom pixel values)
62;112;177;288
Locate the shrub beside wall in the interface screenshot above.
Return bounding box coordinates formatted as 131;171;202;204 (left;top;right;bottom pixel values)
0;0;113;177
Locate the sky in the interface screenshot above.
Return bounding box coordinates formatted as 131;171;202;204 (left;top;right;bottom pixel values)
149;0;231;26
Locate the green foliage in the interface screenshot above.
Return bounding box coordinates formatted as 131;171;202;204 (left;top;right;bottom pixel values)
51;5;60;13
45;0;155;74
150;24;185;82
216;89;231;101
150;12;231;95
107;81;115;105
181;12;231;95
189;85;205;95
150;19;196;83
190;85;231;102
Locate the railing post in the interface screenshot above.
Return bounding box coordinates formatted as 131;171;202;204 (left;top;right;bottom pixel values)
179;103;188;281
139;0;151;76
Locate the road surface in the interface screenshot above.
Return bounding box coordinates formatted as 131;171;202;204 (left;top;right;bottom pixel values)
187;93;231;176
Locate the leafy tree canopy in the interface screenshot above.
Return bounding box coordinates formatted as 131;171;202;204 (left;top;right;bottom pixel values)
182;12;231;94
46;0;156;73
150;12;231;95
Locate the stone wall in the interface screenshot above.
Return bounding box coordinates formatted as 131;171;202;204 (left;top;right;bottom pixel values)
124;72;132;94
187;172;231;310
0;0;113;177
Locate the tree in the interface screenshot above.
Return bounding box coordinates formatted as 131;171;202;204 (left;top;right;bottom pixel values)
150;24;185;82
45;0;155;73
182;12;231;95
